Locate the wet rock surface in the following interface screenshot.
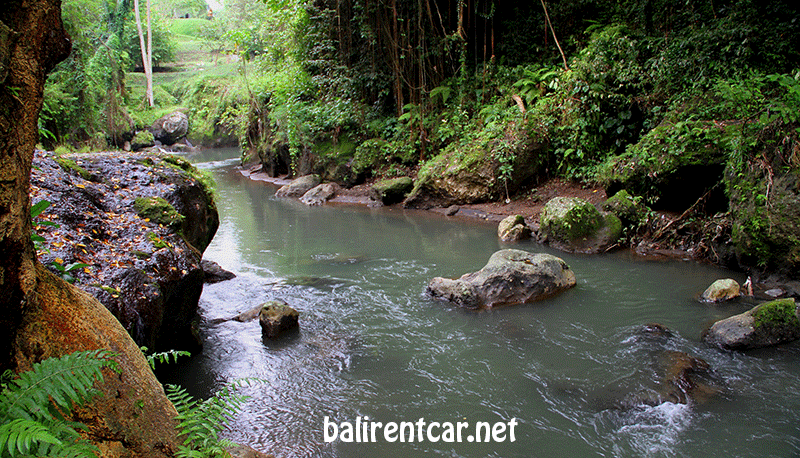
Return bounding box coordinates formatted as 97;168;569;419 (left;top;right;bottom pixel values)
700;278;741;303
540;196;621;254
275;174;321;198
30;150;219;351
427;249;576;309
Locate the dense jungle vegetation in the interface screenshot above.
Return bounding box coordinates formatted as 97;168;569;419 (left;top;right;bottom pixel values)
43;0;800;275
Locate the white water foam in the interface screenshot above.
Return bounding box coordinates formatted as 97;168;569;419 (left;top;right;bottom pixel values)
615;402;692;456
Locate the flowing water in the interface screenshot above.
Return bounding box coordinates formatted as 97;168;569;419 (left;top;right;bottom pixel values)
160;148;800;458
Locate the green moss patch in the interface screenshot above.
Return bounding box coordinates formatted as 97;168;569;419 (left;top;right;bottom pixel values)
541;197;603;242
135;197;185;229
753;299;799;329
54;157;94;182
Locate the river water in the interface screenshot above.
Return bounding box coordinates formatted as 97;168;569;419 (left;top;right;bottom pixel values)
161;149;800;458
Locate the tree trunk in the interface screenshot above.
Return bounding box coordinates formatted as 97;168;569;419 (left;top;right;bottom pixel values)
1;2;181;456
0;0;71;370
133;0;154;107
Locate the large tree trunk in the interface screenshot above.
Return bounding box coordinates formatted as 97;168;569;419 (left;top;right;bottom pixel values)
1;2;180;456
0;0;71;370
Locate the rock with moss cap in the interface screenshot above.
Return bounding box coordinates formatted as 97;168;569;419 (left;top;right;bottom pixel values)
498;215;532;242
370;177;414;205
602;190;648;227
426;249;576;309
540;196;621;254
703;298;800;350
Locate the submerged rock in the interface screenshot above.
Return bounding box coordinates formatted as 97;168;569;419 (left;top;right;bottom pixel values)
275;174;321;198
703;298;800;350
259;300;300;338
426;249;576;309
370;177;413;205
540;196;621;254
497;215;532;242
300;183;338;206
660;351;719;405
700;278;740;303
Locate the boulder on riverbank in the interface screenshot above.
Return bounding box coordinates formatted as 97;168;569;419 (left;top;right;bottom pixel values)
426;249;576;309
30;150;218;352
301;182;338;206
370;177;414;205
150;111;189;145
540;196;621;253
702;298;800;350
700;278;740;302
498;215;532;242
275;174;321;198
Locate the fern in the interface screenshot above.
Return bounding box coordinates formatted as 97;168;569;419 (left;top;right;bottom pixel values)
0;349;119;458
141;347;191;370
166;380;255;458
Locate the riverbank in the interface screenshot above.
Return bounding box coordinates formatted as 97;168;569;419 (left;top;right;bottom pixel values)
239;166;800;299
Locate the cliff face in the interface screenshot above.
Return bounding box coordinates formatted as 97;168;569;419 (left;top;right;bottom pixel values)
30;150;219;352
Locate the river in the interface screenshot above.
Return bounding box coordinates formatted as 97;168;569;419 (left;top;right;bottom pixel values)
158;148;800;458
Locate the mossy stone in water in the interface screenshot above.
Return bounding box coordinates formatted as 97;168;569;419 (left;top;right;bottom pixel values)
540;197;620;253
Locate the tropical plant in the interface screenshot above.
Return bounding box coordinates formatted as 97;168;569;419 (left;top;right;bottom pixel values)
0;349;119;458
166;380;254;458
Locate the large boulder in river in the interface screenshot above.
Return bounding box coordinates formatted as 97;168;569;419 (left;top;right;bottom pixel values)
540;196;621;254
150;111;189;145
700;278;740;303
498;215;532;242
275;174;320;198
703;298;800;350
30;150;218;352
426;249;576;309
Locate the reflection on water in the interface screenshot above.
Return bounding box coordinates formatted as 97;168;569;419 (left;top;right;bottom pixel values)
159;149;800;458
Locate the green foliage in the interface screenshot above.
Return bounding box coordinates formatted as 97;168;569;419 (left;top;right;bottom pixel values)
166;381;254;458
140;347;191;370
30;200;55;254
0;350;119;458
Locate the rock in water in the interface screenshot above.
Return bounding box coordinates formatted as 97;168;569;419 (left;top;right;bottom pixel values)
540;196;621;254
259;300;300;338
497;215;532;242
202;259;236;284
426;249;576;309
275;174;321;198
703;298;800;350
150;111;189;145
700;278;740;302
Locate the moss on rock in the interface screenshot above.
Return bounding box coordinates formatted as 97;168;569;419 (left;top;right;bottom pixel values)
753;298;799;329
540;197;621;253
602;189;648;226
134;197;185;229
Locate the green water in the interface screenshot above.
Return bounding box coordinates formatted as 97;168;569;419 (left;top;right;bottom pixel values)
165;150;800;458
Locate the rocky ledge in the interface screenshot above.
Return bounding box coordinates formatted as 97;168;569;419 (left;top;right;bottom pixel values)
30;150;219;352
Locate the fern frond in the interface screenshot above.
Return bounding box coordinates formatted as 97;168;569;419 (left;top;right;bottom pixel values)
1;350;118;423
0;419;62;456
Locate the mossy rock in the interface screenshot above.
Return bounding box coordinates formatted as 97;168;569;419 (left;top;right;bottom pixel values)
703;298;800;350
498;215;532;242
130;130;156;150
134;197;185;229
540;197;621;254
596;119;729;212
602;190;648;226
727;171;800;274
370;177;414;205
